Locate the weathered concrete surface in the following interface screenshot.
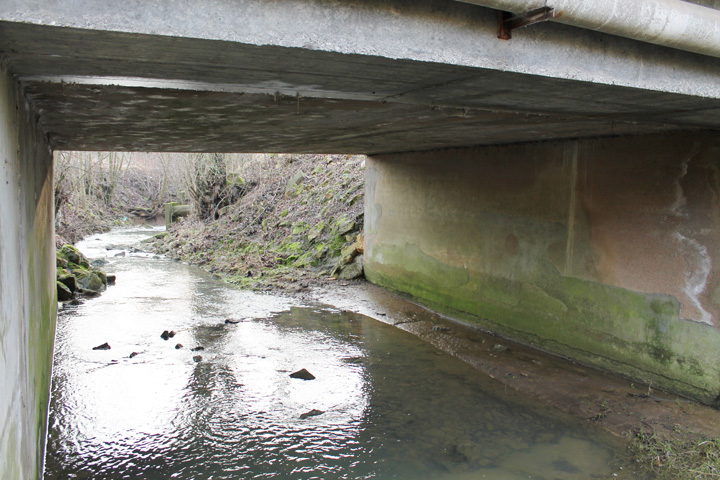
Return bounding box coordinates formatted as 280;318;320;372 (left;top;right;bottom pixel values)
364;132;720;404
164;203;191;230
0;67;56;479
2;0;720;152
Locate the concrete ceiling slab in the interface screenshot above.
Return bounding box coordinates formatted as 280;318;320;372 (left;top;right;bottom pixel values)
2;12;720;153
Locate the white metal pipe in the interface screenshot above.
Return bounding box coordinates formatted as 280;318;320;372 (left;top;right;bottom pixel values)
457;0;720;59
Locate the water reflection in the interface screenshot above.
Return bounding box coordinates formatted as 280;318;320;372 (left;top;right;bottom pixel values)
45;228;622;479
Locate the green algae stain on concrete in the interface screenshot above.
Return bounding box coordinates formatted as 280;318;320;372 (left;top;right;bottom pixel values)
365;243;720;404
364;136;720;405
3;420;21;480
1;67;58;480
27;209;58;478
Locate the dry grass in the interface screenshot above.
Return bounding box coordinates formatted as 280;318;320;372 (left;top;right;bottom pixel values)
628;428;720;479
152;153;366;290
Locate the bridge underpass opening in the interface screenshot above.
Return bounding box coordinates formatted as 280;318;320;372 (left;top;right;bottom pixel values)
5;0;720;476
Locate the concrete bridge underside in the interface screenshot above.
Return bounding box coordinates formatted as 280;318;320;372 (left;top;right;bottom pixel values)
4;0;720;478
3;0;720;152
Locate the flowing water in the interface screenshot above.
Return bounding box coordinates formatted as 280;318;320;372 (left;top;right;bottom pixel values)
45;227;625;480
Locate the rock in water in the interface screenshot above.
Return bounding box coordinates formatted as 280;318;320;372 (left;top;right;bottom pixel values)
161;330;176;340
191;346;205;352
224;318;241;324
299;409;325;419
193;355;202;362
93;342;111;350
175;344;183;349
290;368;316;380
75;270;105;292
57;281;73;301
129;352;139;358
58;245;90;268
57;274;77;293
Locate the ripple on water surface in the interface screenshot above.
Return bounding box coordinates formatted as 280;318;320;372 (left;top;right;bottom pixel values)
45;228;622;480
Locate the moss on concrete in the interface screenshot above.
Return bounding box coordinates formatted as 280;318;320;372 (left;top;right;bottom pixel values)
365;243;720;404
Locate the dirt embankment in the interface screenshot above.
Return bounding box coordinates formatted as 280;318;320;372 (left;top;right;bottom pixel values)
151;154;365;291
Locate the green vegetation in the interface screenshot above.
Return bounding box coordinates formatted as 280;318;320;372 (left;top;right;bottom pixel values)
152;154;366;290
365;242;720;405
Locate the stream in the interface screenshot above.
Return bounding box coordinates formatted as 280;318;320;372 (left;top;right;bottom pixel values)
45;227;625;480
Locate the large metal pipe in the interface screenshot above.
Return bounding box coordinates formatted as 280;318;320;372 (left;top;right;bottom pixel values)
457;0;720;59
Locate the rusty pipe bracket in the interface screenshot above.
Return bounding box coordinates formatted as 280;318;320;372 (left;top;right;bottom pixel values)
498;6;554;40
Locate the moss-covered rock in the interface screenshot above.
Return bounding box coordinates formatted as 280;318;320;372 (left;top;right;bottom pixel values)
58;244;90;269
56;244;111;300
56;256;68;269
57;273;77;293
57;281;73;301
338;255;364;280
74;269;105;292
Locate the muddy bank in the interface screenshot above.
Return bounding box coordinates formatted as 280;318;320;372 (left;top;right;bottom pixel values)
309;283;720;437
305;282;720;478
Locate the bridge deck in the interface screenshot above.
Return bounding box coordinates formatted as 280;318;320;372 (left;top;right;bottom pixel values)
2;0;720;153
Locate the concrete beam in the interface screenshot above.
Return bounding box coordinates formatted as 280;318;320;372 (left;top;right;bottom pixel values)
364;132;720;404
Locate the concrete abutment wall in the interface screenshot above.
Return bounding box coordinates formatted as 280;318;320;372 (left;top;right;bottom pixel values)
364;132;720;404
0;67;56;478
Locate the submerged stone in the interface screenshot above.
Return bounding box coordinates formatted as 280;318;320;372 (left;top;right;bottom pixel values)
92;342;111;350
290;368;316;380
299;409;325;419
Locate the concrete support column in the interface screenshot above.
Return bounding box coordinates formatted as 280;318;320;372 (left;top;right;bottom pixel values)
364;132;720;404
0;67;56;479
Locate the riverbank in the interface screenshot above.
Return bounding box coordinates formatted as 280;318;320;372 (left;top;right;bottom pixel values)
151;154;365;290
